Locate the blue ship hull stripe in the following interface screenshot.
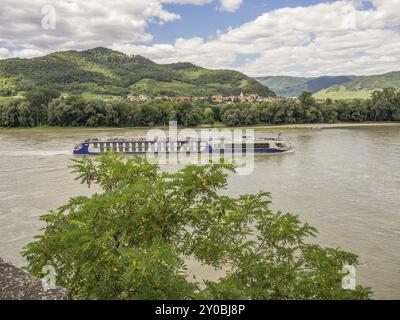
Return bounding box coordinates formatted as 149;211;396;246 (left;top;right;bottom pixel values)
73;143;292;155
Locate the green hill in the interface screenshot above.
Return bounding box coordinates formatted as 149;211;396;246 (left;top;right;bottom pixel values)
255;76;308;97
255;75;355;97
0;47;275;97
314;71;400;99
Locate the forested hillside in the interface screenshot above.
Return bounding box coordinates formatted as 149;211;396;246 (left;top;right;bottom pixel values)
256;75;355;97
314;72;400;99
0;48;275;97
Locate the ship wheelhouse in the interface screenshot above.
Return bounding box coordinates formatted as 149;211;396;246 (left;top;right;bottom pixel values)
212;138;292;153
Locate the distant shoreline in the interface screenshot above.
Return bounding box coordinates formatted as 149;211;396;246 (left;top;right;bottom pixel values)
247;122;400;130
0;122;399;132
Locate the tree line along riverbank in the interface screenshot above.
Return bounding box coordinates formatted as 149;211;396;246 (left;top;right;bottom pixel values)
0;88;399;128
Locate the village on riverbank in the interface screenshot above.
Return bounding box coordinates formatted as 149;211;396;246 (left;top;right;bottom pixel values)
59;91;289;104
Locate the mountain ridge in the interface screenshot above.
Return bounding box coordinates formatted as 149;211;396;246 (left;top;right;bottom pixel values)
0;47;275;97
314;71;400;99
255;75;358;97
256;71;400;99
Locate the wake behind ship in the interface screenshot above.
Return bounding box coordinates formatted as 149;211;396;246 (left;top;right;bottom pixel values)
73;136;294;155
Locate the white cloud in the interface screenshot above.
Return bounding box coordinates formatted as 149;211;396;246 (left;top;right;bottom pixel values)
1;0;400;76
162;0;213;4
162;0;241;11
0;48;11;59
0;0;184;58
0;0;226;58
218;0;243;12
113;0;400;76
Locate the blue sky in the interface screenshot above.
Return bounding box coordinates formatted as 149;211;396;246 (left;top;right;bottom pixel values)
0;0;399;76
149;1;338;43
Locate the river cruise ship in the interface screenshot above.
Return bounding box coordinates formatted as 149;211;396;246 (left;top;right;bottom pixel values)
73;136;294;155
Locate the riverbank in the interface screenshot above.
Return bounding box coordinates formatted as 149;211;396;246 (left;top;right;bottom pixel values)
248;122;400;130
0;122;399;133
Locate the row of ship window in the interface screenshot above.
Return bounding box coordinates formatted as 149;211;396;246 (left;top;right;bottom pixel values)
89;141;271;152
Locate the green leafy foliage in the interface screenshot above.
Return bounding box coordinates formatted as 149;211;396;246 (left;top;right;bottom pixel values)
0;76;17;96
22;154;372;300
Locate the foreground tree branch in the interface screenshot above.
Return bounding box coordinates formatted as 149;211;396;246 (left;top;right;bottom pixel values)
22;153;372;300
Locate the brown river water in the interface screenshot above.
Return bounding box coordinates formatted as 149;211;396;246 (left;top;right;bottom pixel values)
0;125;399;299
